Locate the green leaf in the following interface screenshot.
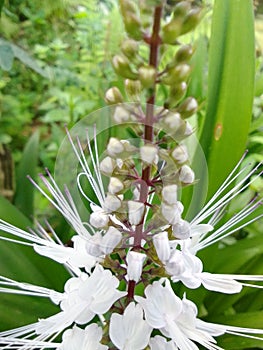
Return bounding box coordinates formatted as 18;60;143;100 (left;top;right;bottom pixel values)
0;195;32;229
14;130;39;219
0;0;4;16
0;44;14;71
188;0;255;217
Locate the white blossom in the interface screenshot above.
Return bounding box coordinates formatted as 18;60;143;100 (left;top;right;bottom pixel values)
153;231;171;262
149;335;178;350
100;156;116;175
172;144;189;164
109;302;152;350
113;105;130;123
107;137;125;157
58;324;108;350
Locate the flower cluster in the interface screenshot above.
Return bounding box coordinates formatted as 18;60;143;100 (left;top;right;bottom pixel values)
0;0;263;349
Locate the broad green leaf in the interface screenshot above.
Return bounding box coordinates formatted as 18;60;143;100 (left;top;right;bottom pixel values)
0;44;14;71
188;0;255;217
0;195;31;228
0;0;4;16
14;130;39;219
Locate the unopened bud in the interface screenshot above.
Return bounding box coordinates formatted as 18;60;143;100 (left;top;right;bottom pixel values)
85;232;103;257
107;137;125;157
162;64;191;85
121;39;139;59
119;0;138;13
162;19;182;45
161;202;182;225
184;122;193;136
112;55;137;80
103;194;121;213
179;165;195;184
138;66;156;88
177;97;198;118
105;87;123;105
163;112;183;129
101;227;122;254
125;79;141;100
175;44;194;63
127;251;146;282
123;14;142;40
153;231;171;262
173;1;191;18
128;201;145;225
181;8;202;36
172;144;188;164
100;156;116;175
113;106;130;123
140;144;158;164
162;185;178;205
164;82;187;108
108;177;124;194
172;219;191;239
90;207;109;229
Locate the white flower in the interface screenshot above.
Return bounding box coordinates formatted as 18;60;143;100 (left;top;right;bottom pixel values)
127;251;146;282
103;194;122;212
36;265;126;335
149;335;178;350
135;280;223;349
58;324;108;350
128;201;145;225
162;184;178;205
109;302;152;350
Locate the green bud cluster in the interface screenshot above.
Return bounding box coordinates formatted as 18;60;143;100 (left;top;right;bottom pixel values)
106;0;201;122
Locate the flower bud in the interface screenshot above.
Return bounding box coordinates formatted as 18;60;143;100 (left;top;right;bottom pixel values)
86;232;103;257
172;144;188;164
123;14;143;41
153;231;171;262
179;165;195;184
184;121;193;136
162;19;182;44
127;251;146;282
138;65;156;88
173;1;191;18
113;106;130;123
101;226;122;254
161;202;181;225
181;8;202;36
128;201;145;225
175;44;194;63
112;55;137;80
119;0;138;13
162;64;191;85
103;194;121;213
140;144;158;164
121;39;139;59
162;185;178;205
100;156;116;175
108;177;124;194
90;209;109;229
163;112;183;129
105;87;123;105
125;79;141;100
173;219;191;239
107;137;125;157
164;82;187;108
177;97;198;119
